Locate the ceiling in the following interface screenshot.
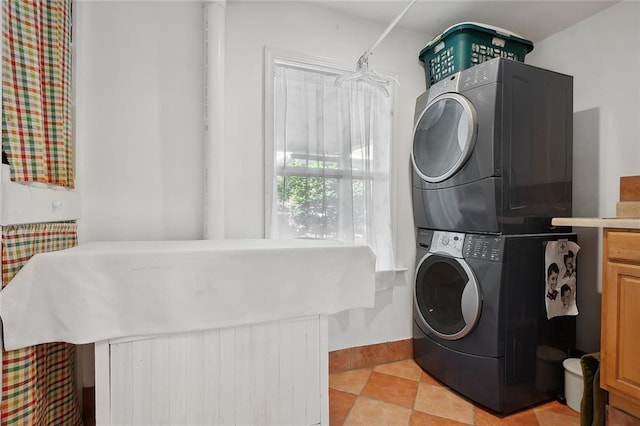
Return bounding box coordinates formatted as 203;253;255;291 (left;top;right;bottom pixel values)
311;0;620;43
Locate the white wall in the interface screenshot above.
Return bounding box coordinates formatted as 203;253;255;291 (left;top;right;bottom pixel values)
527;0;640;353
75;1;205;244
75;0;428;357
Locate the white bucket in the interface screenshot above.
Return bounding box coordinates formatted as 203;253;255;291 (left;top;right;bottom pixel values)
563;358;584;412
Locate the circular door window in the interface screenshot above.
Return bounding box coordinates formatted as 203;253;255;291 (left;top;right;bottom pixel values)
411;93;477;183
414;253;482;340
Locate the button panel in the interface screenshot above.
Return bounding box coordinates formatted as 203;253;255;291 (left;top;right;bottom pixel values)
463;235;505;262
431;231;465;257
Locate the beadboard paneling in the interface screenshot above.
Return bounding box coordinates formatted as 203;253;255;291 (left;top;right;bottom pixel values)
96;316;327;425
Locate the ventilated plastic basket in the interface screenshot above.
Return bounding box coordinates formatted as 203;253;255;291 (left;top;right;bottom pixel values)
419;22;534;87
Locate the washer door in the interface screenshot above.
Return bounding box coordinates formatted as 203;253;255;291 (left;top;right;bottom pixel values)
414;253;482;340
411;93;478;183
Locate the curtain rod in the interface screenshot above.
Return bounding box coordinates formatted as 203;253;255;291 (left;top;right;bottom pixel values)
360;0;417;65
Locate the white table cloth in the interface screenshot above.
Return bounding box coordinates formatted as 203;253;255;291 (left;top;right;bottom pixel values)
0;239;375;350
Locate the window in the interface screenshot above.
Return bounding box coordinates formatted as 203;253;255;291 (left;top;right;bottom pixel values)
265;49;396;289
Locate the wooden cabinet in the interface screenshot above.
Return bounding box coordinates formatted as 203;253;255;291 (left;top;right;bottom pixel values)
551;216;640;420
601;229;640;417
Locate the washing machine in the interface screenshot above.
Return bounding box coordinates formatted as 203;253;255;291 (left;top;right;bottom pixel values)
413;228;577;413
411;58;573;235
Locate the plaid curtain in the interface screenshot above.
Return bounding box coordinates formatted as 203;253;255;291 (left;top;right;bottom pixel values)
2;0;74;187
1;223;81;425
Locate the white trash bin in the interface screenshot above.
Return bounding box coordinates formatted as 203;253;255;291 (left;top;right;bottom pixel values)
563;358;584;412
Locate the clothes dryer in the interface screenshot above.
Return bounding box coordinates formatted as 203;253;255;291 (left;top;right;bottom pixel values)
413;228;577;413
411;58;573;234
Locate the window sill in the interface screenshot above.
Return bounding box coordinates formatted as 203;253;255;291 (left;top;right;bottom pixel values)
375;267;408;292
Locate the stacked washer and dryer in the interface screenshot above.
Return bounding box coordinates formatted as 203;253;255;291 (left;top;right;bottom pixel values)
411;57;578;413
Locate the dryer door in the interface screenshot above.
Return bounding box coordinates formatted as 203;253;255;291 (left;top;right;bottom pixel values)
412;93;477;183
414;253;482;340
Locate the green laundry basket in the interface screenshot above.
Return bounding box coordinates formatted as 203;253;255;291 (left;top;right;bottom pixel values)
419;22;534;87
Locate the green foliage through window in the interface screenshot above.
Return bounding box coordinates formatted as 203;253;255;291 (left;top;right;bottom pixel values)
276;158;366;238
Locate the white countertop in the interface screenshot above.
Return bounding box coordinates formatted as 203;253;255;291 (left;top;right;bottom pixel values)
0;239;376;350
552;217;640;229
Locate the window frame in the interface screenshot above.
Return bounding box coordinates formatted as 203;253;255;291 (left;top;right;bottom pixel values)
263;46;400;258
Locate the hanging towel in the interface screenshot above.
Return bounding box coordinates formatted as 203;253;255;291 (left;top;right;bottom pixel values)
544;240;580;319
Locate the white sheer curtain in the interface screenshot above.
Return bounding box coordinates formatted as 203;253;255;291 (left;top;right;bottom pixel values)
270;62;395;289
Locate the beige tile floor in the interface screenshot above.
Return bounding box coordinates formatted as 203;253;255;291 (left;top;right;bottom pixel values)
329;358;580;425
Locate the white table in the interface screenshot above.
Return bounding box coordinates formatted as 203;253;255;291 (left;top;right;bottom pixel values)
0;239;376;425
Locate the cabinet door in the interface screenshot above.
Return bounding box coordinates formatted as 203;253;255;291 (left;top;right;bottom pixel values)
602;260;640;401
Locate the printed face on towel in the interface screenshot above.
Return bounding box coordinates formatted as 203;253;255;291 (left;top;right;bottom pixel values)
563;251;575;276
561;284;572;307
547;263;559;292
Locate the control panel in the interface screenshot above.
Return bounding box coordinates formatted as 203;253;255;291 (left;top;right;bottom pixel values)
431;230;465;257
458;58;500;91
463;234;505;262
426;58;500;104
